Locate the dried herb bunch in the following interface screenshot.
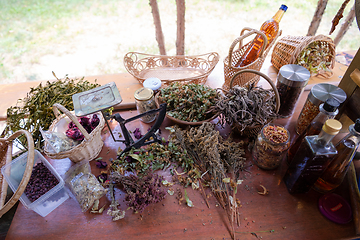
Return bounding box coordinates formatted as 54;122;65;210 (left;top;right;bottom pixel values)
112;138;193;176
215;85;277;132
295;41;334;75
158;82;218;122
4;74;100;150
110;171;166;213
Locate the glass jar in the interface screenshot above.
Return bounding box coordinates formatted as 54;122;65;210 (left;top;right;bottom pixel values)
134;87;157;123
276;64;310;118
252;123;290;170
295;83;346;135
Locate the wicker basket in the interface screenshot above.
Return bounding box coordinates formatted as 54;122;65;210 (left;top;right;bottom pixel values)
271;35;336;78
124;52;219;86
44;103;105;163
229;69;280;138
223;27;281;90
0;130;34;218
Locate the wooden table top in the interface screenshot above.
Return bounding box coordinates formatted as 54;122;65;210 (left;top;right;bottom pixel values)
3;56;358;240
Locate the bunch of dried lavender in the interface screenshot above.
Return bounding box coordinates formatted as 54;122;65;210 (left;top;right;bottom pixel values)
215;85;277;132
110;171;166;214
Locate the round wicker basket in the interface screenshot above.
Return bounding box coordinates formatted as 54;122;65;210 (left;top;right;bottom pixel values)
0;130;34;218
223;27;281;90
229;69;280;138
271;35;335;78
44;103;105;163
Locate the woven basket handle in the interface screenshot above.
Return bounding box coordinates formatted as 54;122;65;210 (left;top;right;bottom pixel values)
52;103;91;140
228;28;268;68
0;130;35;218
229;69;280;113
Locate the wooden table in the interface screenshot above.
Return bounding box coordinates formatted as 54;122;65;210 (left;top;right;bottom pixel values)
3;56;358;240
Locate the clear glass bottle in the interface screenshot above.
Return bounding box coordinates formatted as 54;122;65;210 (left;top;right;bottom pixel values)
252;123;290;170
283;119;342;194
134;87;157;123
235;4;288;67
313;119;360;193
287;98;340;164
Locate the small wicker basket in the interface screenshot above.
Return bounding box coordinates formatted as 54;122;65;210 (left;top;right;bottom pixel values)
0;130;34;218
44;103;105;163
124;52;220;86
223;27;281;90
229;69;280;138
271;35;336;78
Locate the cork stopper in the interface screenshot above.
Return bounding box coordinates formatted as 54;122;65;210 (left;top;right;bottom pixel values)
134;87;154;101
322;119;342;135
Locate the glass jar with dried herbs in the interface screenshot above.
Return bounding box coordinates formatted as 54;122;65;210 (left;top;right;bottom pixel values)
252;123;290;170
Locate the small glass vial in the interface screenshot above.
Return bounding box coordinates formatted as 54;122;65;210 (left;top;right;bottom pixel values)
134;87;157;123
143;77;162;95
295;83;346;135
252;123;290;170
276;64;310;118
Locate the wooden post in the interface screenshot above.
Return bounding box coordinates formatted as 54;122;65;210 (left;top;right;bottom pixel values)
334;3;356;46
176;0;185;56
149;0;167;55
307;0;328;36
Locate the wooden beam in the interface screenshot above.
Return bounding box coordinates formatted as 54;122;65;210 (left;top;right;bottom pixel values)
149;0;166;55
176;0;185;55
307;0;328;36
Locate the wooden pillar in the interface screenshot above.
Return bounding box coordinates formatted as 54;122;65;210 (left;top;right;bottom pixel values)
334;3;356;46
307;0;328;36
149;0;167;55
176;0;186;55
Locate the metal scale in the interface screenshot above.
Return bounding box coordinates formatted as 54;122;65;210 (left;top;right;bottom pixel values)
71;82;167;155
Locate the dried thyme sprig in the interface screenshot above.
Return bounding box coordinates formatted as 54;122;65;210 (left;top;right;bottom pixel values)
4;74;100;150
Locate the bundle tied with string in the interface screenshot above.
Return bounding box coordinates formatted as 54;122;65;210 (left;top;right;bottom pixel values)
216;70;280;138
223;27;281;90
271;35;336;78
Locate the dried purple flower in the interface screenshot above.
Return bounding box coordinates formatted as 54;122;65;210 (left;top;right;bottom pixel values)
91;114;100;129
96;160;108;169
79;116;92;133
133;128;143;140
66;127;84;141
125;156;133;163
97;173;108;183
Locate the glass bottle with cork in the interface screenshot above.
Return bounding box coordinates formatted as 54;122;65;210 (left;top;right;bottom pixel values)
287;98;340;164
283;119;342;194
313;118;360;193
235;4;288;67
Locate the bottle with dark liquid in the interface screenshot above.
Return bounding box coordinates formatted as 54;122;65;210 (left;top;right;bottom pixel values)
283;119;342;194
235;4;288;67
287;98;340;164
313;118;360;193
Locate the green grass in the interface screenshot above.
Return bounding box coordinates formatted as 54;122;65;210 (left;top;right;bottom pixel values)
0;0;359;84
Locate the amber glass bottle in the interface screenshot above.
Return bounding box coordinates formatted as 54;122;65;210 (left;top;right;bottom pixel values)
313;119;360;193
235;4;288;67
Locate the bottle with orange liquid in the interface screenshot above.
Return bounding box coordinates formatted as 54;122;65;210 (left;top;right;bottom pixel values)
235;4;288;68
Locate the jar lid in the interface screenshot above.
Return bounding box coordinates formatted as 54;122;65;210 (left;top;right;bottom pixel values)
277;64;310;87
318;193;352;224
322;119;342;135
322;98;340;112
143;77;162;91
134;87;154;101
308;83;347;106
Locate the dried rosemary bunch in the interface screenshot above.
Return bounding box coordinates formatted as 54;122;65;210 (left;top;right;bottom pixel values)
295;41;334;75
215;85;277;133
158;82;218;122
3;74;100;150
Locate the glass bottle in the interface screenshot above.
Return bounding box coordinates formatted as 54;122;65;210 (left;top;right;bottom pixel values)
252;123;290;170
287;98;340;164
283;119;342;194
134;87;157;123
235;4;288;67
313;119;360;193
